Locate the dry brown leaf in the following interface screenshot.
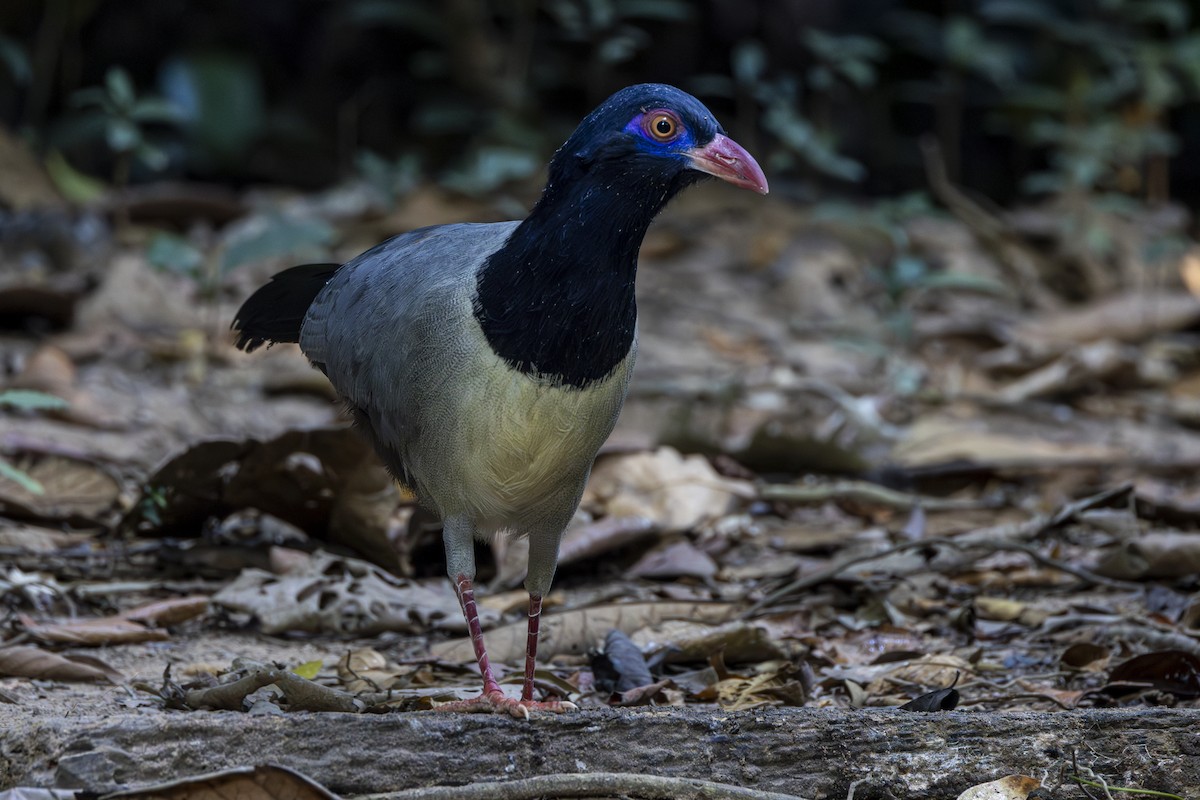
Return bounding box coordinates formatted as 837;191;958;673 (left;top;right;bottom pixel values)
0;453;121;522
559;515;660;568
996;339;1135;403
612;677;675;707
77;253;206;332
0;789;76;800
10;345;76;395
1061;643;1110;672
631;620;785;664
102;763;336;800
19;596;207;646
0;645;122;683
122;596;210;626
1018;682;1085;708
894;414;1117;467
974;597;1027;622
1181;249;1200;298
627;539;717;579
21;616;170;646
0;525;95;552
1108;650;1200;697
1095;531;1200;579
584;447;754;533
956;775;1041;800
120;428;399;554
1015;289;1200;345
336;648;411;693
858;653;974;696
213;550;468;636
430;601;736;665
699;663;806;711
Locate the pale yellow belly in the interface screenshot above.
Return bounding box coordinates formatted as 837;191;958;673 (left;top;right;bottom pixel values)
449;358;633;527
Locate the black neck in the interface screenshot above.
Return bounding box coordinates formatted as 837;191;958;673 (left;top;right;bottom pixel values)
474;163;682;388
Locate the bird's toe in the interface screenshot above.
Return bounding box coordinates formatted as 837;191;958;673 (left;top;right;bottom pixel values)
432;690;575;718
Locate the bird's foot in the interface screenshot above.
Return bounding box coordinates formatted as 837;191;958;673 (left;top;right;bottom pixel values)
432;690;577;719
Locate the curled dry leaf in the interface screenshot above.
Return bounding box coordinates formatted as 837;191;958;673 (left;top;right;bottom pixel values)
1107;650;1200;698
214;550;470;636
584;447;754;533
955;775;1041;800
894;415;1117;467
697;663;807;711
631;620;785;665
21;616;169;646
1014;290;1200;347
1060;643;1110;672
898;686;960;712
0;453;121;524
996;339;1135;403
824;653;973;699
0;645;123;683
613;678;676;707
974;596;1027;622
100;764;336;800
1095;531;1200;580
120;428;400;568
122;596;210;626
868;654;973;696
558;515;659;568
20;596;208;646
336;648;412;693
0;524;94;552
627;539;718;580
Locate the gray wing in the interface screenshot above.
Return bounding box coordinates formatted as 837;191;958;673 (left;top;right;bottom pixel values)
299;221;519;485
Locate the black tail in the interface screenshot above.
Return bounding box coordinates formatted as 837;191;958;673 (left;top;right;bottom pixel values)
232;263;340;352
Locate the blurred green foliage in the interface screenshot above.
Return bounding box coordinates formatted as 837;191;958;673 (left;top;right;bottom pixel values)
59;66;182;187
2;0;1200;216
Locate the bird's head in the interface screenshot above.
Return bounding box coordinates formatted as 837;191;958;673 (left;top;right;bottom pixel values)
547;83;768;200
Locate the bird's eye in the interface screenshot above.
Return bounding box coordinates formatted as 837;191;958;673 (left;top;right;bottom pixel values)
645;112;680;142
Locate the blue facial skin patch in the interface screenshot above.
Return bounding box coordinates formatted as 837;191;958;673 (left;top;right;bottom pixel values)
623;112;697;159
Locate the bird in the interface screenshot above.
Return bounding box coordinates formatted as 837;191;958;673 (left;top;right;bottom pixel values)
232;83;767;717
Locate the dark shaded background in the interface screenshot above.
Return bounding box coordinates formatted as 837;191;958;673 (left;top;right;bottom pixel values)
4;0;1200;210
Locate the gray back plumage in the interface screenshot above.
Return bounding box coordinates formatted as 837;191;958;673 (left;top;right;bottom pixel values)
300;221;635;547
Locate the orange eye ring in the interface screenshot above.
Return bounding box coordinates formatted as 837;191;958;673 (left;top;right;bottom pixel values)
646;111;680;142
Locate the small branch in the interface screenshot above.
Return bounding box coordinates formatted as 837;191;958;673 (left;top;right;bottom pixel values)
358;772;810;800
185;664;360;713
743;485;1141;616
759;480;999;512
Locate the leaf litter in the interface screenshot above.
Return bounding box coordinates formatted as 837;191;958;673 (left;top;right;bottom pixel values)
2;187;1200;798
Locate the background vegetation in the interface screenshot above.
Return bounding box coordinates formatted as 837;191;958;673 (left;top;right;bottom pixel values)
4;0;1200;210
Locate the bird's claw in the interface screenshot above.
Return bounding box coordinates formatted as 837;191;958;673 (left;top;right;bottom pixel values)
432;690;576;718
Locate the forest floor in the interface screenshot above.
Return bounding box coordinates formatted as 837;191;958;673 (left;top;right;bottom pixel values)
2;176;1200;800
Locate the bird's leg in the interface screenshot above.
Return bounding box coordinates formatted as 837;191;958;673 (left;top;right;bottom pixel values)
434;576;572;717
431;519;573;717
522;593;542;702
455;572;503;696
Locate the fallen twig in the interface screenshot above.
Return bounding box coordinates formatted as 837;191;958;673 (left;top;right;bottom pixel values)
360;772;810;800
743;486;1141;616
185;662;360;713
759;480;1000;512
